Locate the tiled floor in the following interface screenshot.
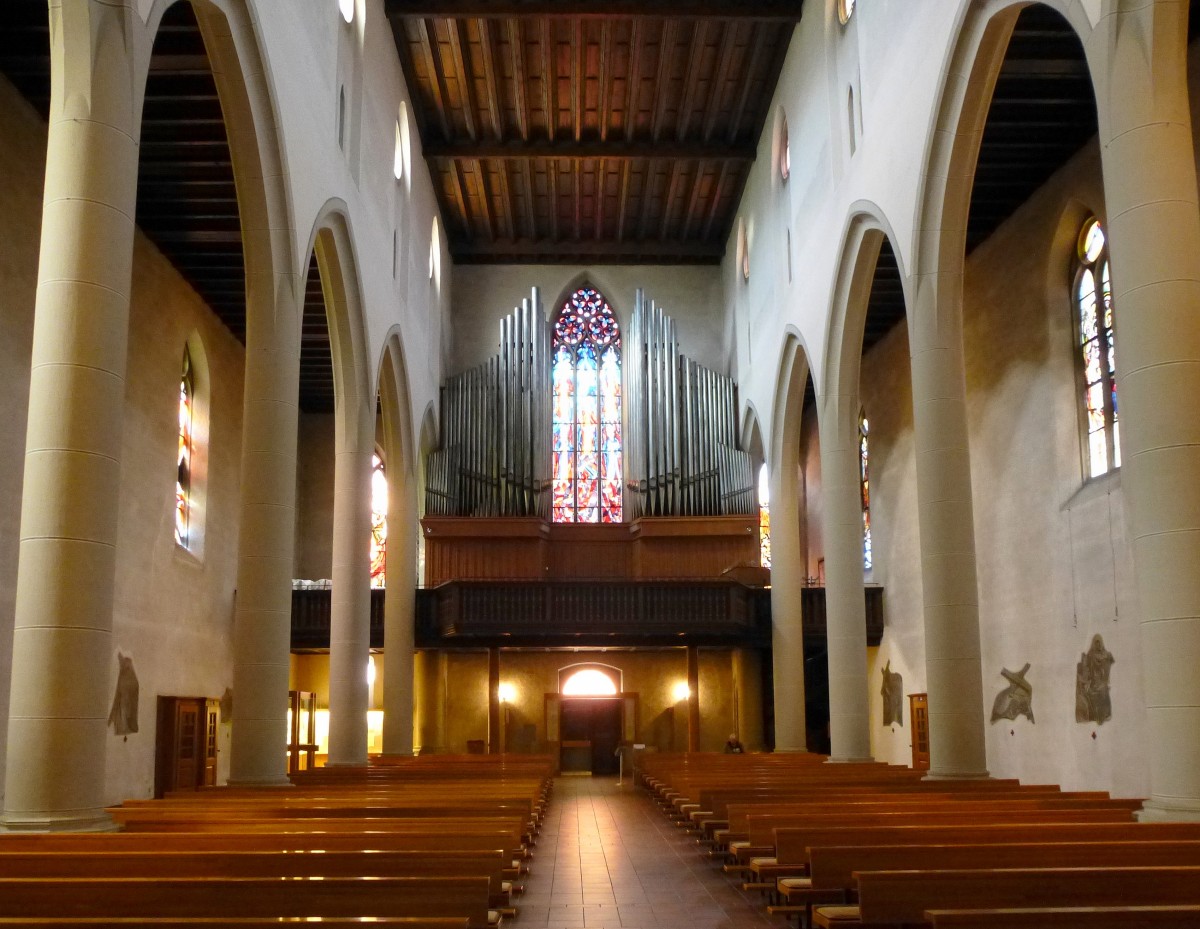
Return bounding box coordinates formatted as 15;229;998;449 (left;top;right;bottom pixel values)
513;775;780;929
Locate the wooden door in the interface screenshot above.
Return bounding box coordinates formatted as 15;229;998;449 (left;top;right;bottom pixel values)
155;696;218;797
909;692;930;770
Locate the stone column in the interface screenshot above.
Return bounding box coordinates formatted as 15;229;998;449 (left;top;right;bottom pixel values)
229;281;301;785
908;277;988;779
381;471;417;756
818;408;873;762
326;405;373;767
768;466;808;752
686;646;700;751
3;0;138;830
1098;2;1200;821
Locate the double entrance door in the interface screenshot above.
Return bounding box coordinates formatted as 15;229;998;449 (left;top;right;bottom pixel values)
559;697;622;775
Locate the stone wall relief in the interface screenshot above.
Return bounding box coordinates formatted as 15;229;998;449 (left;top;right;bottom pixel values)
1076;633;1115;724
880;660;903;727
990;662;1034;724
107;652;139;738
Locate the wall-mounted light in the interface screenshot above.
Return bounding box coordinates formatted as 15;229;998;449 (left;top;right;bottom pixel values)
367;655;377;688
498;682;516;704
672;681;691;703
339;0;354;24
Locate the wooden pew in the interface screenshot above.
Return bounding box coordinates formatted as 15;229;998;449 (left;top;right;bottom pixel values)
924;905;1200;928
0;876;496;929
732;807;1139;863
0;921;469;929
771;840;1200;922
813;866;1200;927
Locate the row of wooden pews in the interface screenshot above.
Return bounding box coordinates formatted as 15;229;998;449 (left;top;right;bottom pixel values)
638;752;1200;928
0;754;555;929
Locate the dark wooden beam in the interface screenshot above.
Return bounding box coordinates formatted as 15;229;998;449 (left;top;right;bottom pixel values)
542;18;555;142
507;19;529;141
386;1;803;22
418;18;454;140
450;237;725;262
421;137;755;160
447;19;478;140
478;18;504;139
624;18;643;144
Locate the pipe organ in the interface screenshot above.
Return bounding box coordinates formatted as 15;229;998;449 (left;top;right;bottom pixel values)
624;289;755;519
424;287;754;520
425;289;551;517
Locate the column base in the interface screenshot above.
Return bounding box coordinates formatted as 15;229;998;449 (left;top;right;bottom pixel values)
1137;800;1200;822
923;768;991;781
1;812;116;833
826;755;876;764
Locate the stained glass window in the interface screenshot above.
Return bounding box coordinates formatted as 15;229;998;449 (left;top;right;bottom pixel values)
370;452;387;588
1074;217;1118;478
552;287;622;523
175;351;193;548
758;463;771;569
860;413;872;572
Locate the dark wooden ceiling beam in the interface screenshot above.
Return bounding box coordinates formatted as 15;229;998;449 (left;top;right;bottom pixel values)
507;20;529;141
676;20;707;141
727;22;759;143
475;162;496;240
624;19;642;144
681;163;707;240
542;18;555;142
702;160;728;241
572;18;583;142
385;1;803;22
422;137;755;159
521;160;537;240
703;25;735;142
650;20;674;142
451;237;724;261
418;18;454;140
598;21;612;142
616;159;631;242
447;19;478;140
478;18;504;139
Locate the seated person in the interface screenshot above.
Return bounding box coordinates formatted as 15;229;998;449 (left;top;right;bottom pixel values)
723;732;744;754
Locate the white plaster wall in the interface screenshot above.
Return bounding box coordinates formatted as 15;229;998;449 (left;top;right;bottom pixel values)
449;265;727;376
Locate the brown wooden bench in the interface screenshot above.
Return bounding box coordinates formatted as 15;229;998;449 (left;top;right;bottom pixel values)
924;905;1200;927
0;876;497;929
812;866;1200;927
770;840;1200;923
0;921;469;929
732;807;1139;863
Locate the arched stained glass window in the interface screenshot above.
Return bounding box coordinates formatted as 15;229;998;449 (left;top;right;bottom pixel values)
175;351;194;547
370;452;388;588
1074;217;1118;478
758;463;771;569
552;287;622;523
860;412;872;572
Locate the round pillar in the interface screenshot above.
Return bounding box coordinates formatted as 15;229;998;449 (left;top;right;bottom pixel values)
326;406;373;766
818;407;873;763
769;466;808;752
909;278;988;779
3;0;139;830
381;470;417;756
1098;2;1200;820
229;282;301;785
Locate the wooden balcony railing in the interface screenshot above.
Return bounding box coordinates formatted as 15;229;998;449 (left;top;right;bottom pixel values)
290;583;883;650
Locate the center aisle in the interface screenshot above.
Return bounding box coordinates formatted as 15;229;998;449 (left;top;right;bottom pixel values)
513;775;777;929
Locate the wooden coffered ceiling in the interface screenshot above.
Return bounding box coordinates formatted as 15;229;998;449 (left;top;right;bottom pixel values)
384;1;800;264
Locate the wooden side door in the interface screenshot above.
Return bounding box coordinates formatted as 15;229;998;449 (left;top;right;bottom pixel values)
155;696;217;797
909;692;930;770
